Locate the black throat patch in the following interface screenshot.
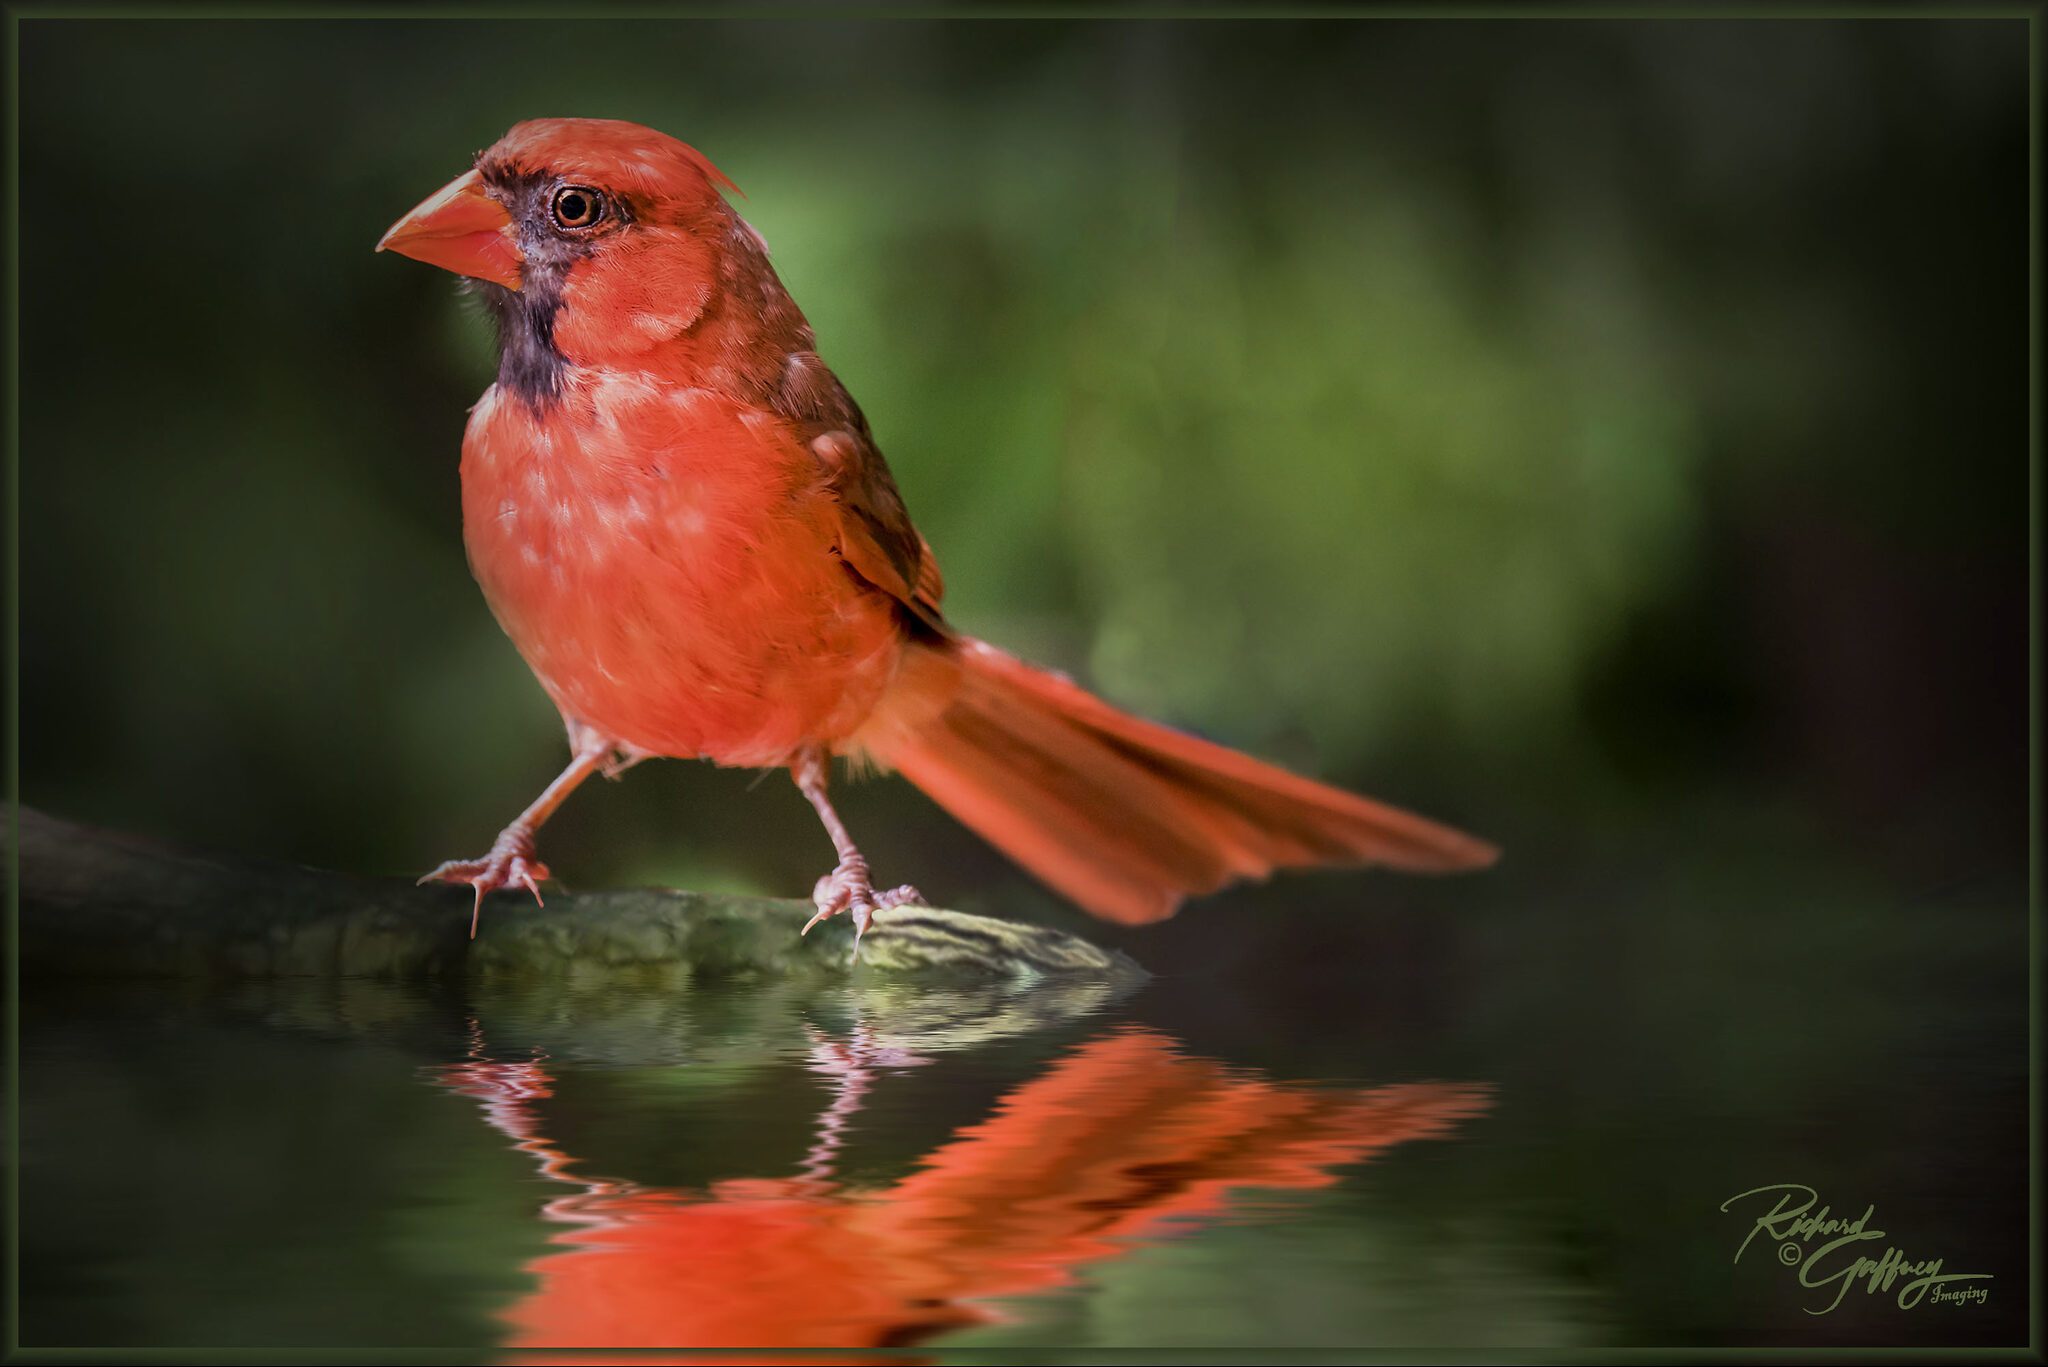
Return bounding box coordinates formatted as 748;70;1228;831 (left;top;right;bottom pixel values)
474;276;567;409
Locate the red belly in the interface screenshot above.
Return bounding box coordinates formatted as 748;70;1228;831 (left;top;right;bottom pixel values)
459;377;905;768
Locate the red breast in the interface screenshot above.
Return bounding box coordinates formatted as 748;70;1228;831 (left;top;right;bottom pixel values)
380;117;910;767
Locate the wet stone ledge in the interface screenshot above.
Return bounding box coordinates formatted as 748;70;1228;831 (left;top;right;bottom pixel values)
11;807;1145;986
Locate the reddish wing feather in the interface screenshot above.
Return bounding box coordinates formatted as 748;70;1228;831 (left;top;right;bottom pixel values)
770;345;948;635
810;431;947;633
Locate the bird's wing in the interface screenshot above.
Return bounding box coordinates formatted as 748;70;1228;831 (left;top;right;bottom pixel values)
809;429;947;634
776;352;948;635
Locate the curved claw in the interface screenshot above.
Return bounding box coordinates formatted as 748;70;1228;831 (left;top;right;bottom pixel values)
849;887;924;964
803;858;923;961
419;838;550;938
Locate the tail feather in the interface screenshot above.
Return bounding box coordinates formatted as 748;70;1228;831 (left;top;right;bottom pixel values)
863;640;1497;925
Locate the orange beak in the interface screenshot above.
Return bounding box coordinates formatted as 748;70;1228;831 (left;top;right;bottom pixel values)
377;168;523;290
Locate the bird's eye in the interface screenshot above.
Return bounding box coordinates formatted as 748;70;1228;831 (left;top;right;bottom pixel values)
550;185;605;231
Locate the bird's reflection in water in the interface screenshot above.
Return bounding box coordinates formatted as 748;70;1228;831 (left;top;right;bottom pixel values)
438;1016;1490;1362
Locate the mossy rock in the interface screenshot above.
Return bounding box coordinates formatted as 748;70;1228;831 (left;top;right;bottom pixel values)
11;807;1145;985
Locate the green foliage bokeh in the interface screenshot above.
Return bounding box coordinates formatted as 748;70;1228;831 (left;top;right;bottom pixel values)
18;17;2026;911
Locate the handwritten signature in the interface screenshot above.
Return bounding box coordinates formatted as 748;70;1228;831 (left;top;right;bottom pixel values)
1721;1184;1991;1314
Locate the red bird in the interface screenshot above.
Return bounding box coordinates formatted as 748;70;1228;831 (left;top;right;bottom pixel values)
379;118;1496;950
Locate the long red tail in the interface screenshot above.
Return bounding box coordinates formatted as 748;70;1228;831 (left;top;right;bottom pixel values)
859;639;1498;925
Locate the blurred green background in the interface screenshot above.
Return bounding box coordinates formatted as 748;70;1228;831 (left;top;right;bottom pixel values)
14;15;2031;1353
20;18;2026;914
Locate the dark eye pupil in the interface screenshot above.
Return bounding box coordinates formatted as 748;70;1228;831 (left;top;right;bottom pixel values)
554;189;596;227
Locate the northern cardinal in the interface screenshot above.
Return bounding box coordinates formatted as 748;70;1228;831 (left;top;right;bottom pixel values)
379;118;1496;950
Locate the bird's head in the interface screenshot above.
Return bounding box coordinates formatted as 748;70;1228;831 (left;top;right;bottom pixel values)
378;118;745;397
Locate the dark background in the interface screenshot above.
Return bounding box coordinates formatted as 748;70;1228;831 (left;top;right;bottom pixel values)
19;18;2027;921
15;16;2032;1351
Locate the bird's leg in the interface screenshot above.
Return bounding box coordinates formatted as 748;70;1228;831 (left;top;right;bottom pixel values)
792;746;924;960
421;736;614;937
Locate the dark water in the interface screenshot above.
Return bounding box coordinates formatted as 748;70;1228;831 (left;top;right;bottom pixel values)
18;850;2029;1358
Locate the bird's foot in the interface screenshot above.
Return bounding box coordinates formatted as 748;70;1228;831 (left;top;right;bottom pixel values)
800;855;924;962
419;828;550;939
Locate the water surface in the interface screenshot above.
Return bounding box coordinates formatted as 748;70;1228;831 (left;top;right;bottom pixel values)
19;853;2028;1356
